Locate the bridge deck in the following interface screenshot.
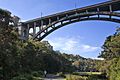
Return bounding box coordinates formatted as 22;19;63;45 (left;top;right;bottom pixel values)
24;0;120;24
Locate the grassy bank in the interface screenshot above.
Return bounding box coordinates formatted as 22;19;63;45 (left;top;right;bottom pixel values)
65;72;107;80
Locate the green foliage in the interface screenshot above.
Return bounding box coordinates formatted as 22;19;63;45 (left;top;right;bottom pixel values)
0;8;75;79
87;73;107;80
66;74;88;80
96;60;112;74
11;74;33;80
99;28;120;59
72;59;98;72
0;8;113;80
0;8;20;80
57;72;66;78
31;71;43;77
98;27;120;80
66;72;106;80
73;72;102;76
108;58;120;80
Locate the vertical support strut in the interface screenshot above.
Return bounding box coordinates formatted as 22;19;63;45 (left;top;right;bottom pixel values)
61;21;63;25
76;12;78;15
86;10;89;18
57;16;59;21
86;10;88;14
26;24;30;40
66;14;68;18
109;5;112;19
97;8;100;18
109;5;112;12
20;23;25;39
39;26;41;38
49;18;51;24
41;20;43;30
33;22;36;37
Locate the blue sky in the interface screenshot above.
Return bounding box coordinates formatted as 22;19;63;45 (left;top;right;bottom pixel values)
0;0;120;58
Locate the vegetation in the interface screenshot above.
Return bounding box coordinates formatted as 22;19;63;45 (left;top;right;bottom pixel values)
98;27;120;80
66;74;88;80
99;28;120;60
66;72;106;80
1;8;120;80
0;9;74;80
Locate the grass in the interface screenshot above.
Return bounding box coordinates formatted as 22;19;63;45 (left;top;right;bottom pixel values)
65;74;88;80
73;72;102;76
65;72;106;80
33;77;43;80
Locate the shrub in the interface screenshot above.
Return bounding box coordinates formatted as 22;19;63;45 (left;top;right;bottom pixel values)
57;72;66;78
31;71;43;77
11;74;33;80
66;74;88;80
87;73;107;80
108;58;120;80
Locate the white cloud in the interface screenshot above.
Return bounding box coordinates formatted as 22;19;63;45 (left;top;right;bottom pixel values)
45;37;100;56
93;58;104;60
80;44;99;52
62;39;78;51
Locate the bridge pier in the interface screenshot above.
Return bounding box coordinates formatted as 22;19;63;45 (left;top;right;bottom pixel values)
19;23;29;40
33;22;36;38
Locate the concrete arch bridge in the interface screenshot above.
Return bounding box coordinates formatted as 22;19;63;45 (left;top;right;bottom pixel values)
19;0;120;41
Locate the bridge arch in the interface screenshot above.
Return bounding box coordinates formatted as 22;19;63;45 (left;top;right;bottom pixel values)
33;11;120;41
20;0;120;41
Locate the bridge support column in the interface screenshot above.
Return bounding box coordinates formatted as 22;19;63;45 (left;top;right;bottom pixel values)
86;10;89;18
20;24;25;40
49;18;51;24
61;21;63;25
97;8;100;18
57;16;59;21
26;24;30;40
38;27;41;38
18;22;28;40
109;5;112;12
109;5;112;19
33;22;36;38
20;24;29;40
66;14;68;18
41;20;43;30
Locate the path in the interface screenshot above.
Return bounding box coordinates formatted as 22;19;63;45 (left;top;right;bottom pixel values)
43;74;65;80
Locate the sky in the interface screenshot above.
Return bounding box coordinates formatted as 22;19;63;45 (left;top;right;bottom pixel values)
0;0;120;59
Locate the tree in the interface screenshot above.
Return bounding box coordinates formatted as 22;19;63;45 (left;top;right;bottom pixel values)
0;9;20;80
98;27;120;80
99;28;120;60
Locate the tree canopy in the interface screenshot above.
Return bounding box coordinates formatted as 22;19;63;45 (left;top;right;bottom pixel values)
99;28;120;60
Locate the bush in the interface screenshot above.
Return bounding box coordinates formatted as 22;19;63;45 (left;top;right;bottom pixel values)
0;67;3;79
57;72;66;78
66;74;88;80
87;75;100;80
108;58;120;80
31;71;43;77
11;74;33;80
87;73;107;80
72;72;79;75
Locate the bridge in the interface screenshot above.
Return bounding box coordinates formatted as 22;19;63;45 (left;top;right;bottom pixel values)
19;0;120;41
